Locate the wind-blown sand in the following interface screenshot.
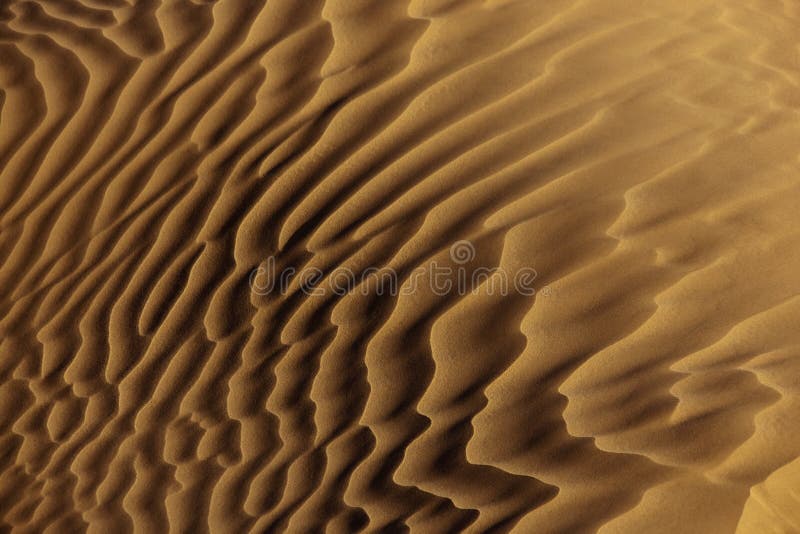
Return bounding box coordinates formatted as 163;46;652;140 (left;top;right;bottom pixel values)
2;0;800;532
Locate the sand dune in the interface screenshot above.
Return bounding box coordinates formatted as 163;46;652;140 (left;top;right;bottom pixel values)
2;0;800;532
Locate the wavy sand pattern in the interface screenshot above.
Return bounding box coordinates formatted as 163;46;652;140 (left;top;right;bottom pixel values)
2;0;800;532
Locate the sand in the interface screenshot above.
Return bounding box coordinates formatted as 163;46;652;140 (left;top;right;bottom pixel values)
1;0;800;532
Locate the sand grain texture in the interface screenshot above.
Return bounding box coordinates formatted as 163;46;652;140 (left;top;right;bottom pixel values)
2;0;800;532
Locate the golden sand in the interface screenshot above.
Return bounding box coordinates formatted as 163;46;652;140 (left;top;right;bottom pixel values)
1;0;800;532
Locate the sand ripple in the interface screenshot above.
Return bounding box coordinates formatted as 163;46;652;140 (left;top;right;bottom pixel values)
2;0;800;532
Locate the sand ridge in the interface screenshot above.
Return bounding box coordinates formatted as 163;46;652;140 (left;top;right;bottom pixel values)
1;0;800;532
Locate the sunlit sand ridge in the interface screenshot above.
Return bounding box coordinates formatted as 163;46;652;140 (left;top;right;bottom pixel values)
1;0;800;532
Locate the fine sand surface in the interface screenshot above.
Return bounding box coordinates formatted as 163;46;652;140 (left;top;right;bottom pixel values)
2;1;800;532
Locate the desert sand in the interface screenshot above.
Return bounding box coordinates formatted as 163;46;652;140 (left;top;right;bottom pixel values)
1;0;800;532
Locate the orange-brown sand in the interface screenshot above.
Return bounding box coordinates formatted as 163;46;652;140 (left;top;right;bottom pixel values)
2;0;800;532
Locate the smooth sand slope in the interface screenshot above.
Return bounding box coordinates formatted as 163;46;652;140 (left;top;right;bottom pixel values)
2;0;800;532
